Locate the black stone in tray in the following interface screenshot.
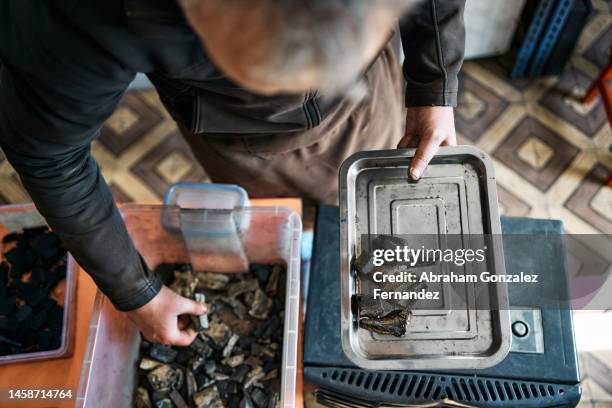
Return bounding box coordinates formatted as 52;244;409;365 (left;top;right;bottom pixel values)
0;226;67;357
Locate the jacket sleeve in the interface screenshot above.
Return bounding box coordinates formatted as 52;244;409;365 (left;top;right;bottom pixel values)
0;61;162;312
399;0;466;107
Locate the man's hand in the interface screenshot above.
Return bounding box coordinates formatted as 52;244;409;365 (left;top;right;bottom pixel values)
397;106;457;180
126;285;207;346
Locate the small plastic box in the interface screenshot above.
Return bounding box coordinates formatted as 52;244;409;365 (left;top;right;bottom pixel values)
76;204;302;408
0;203;78;365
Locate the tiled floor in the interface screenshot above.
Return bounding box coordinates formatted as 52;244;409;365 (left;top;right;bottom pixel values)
0;2;611;407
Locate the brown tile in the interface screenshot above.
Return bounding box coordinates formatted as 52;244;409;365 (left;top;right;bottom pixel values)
456;73;510;141
98;92;164;156
583;25;612;72
130;131;205;198
497;184;531;217
539;68;607;136
565;164;612;233
468;58;536;92
493;117;580;191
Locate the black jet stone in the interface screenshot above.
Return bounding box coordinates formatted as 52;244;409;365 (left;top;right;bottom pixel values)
0;316;15;332
13;305;33;322
149;344;178;363
5;244;36;275
175;347;196;364
28;311;48;331
47;304;64;330
250;387;268;408
37;298;57;312
0;295;17;315
38;330;54;349
24;288;50;308
250;264;272;287
22;226;49;238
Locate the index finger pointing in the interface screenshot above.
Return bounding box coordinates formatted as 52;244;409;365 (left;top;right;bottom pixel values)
409;133;440;180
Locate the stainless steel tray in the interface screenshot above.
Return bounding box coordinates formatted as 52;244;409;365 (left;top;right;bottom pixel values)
339;146;511;370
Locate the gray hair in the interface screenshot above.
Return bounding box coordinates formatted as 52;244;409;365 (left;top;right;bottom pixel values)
182;0;417;96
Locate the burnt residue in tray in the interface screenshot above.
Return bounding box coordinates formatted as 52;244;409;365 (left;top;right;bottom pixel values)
135;263;285;408
353;236;414;338
359;310;410;337
0;226;66;355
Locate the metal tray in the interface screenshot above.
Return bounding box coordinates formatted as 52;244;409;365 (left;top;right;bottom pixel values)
339;146;511;370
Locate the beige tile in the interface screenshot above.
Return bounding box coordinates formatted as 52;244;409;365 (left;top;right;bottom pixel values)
106;105;139;134
574;312;612;351
517;136;555;169
155;151;193;184
462;62;524;103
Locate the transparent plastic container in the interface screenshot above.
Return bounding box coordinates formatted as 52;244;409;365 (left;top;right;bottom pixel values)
0;203;78;365
76;204;302;408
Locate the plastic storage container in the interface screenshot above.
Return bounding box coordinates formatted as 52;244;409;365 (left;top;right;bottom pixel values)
76;204;302;408
0;203;78;365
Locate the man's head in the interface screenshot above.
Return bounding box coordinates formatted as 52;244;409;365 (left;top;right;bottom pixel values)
180;0;414;95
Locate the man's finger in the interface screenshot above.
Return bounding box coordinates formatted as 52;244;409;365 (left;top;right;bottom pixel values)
171;328;198;347
177;298;207;316
440;132;457;146
409;133;440;180
397;134;416;149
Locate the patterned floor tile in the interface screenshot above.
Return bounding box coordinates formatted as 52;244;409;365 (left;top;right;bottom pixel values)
130;131;207;199
581;352;612;397
496;184;532;217
565;163;612;233
539;67;608;136
98;92;164;157
583;25;611;70
462;57;538;103
456;73;510;141
493;116;581;192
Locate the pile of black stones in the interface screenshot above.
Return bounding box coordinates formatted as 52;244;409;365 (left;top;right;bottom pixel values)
0;226;67;356
134;263;286;408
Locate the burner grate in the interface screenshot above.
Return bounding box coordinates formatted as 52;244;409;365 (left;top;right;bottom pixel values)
306;367;582;407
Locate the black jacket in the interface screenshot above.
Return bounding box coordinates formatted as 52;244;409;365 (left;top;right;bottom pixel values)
0;0;465;311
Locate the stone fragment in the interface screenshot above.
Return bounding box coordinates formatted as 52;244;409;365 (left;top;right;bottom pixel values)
265;265;282;295
153;398;172;408
185;370;197;401
134;387;153;408
169;389;189;408
170;269;198;298
197;272;230;290
227;279;258;298
250;387;268;408
223;333;240;357
147;365;183;392
248;290;272;320
193;386;224;408
149;344;178;363
244;366;265;389
139;357;163;370
222;354;244;368
194;293;208;330
206;321;231;348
